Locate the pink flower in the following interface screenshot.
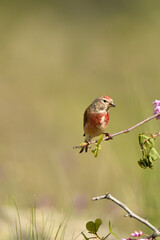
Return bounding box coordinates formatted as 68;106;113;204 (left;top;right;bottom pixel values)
153;100;160;107
131;231;143;237
153;100;160;119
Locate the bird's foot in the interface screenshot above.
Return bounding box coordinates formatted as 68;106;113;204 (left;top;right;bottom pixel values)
103;133;113;141
79;141;91;153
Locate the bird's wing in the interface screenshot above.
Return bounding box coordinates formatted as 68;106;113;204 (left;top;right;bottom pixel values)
83;107;89;129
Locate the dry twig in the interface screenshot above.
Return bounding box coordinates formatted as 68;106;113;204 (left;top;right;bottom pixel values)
93;193;160;239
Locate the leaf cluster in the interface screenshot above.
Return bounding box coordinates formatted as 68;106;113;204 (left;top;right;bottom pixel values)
81;219;118;240
138;133;160;169
92;134;104;157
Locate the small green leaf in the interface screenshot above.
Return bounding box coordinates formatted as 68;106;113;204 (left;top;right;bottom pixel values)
92;149;98;157
97;134;104;145
149;147;160;161
138;159;147;169
148;138;155;148
139;134;148;147
86;221;96;234
86;219;102;234
138;156;153;169
95;218;102;232
139;134;154;150
92;145;101;158
108;221;112;233
110;231;119;239
108;221;119;239
144;155;153;169
138;133;160;169
91;135;103;157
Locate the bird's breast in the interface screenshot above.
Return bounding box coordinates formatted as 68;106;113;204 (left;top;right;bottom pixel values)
83;99;114;141
90;112;109;127
100;115;108;128
84;112;110;137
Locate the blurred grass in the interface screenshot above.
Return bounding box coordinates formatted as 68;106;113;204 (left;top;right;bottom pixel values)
0;0;160;238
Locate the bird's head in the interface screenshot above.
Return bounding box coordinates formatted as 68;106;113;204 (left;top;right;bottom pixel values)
91;96;115;113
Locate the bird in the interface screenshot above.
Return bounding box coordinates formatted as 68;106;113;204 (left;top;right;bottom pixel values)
80;96;115;153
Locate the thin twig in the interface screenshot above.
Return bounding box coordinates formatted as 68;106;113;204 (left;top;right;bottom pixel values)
153;132;160;139
73;113;160;149
92;193;160;238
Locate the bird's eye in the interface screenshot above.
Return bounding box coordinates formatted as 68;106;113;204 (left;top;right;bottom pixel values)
103;99;107;103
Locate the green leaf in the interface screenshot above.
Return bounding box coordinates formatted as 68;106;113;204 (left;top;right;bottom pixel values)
149;147;160;161
91;135;103;158
92;134;103;157
138;133;160;169
108;221;119;239
138;159;147;169
108;221;112;233
92;149;98;158
146;156;153;169
94;150;98;158
91;145;101;158
138;156;153;169
86;221;96;234
139;134;154;150
139;134;148;147
97;134;104;145
95;218;102;232
148;138;155;149
86;219;102;234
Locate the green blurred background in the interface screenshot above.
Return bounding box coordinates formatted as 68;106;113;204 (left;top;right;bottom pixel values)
0;0;160;238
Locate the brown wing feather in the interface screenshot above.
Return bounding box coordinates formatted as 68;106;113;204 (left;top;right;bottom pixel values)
83;107;89;129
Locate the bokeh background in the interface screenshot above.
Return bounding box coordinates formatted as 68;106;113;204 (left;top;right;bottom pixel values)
0;0;160;239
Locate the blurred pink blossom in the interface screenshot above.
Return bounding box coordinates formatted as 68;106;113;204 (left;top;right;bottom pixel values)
131;231;143;237
153;99;160;119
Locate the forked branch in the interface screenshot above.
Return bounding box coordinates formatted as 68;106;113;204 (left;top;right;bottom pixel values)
92;193;160;239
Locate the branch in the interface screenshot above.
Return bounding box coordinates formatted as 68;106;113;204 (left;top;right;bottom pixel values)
153;132;160;139
73;113;160;150
92;193;160;239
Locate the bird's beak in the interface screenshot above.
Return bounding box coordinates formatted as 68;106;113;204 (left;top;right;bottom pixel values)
109;102;116;107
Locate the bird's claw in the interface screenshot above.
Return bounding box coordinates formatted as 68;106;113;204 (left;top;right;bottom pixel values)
103;133;113;140
79;141;90;153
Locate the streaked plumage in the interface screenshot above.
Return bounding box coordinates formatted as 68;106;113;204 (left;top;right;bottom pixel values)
80;96;115;153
